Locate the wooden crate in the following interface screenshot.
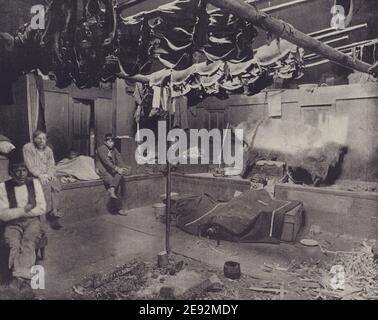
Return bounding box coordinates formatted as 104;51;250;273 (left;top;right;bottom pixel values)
281;203;304;242
251;160;286;178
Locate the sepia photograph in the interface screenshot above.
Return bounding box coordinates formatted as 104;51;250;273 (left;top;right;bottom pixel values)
0;0;377;310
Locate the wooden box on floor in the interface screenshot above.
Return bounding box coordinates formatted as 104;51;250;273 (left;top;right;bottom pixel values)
251;160;286;178
281;204;304;242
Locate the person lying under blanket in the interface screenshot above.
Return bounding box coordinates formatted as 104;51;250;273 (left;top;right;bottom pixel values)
56;150;100;183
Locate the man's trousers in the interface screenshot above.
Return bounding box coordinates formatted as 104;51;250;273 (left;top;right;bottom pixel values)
4;217;42;279
99;172;123;190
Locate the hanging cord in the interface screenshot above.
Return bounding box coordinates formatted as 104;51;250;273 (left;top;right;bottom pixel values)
189;194;240;256
217;122;230;169
241;92;270;178
360;44;364;61
195;228;240;256
249;90;269;150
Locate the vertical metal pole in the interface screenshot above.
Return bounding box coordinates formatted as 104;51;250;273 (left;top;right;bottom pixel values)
165;102;172;254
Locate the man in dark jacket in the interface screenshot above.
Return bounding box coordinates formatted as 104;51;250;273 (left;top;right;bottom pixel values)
95;133;130;199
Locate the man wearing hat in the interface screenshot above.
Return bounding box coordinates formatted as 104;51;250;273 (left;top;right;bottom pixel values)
95;133;131;199
0;149;46;288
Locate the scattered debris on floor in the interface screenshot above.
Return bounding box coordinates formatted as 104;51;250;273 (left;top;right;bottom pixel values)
72;254;275;300
309;225;322;235
71;238;377;300
72;260;148;300
280;240;378;300
373;245;378;261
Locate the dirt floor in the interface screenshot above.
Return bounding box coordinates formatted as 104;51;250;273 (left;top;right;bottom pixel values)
0;206;377;300
70;254;287;300
71;244;378;301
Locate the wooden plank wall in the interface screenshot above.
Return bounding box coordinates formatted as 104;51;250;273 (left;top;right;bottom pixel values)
43;81;115;161
194;83;378;182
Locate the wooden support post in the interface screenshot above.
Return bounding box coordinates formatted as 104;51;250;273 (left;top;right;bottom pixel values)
165;102;172;255
208;0;373;74
118;72;172;253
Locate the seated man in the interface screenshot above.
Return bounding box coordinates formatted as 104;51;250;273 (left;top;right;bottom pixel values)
0;149;46;289
95;133;130;199
23;130;63;230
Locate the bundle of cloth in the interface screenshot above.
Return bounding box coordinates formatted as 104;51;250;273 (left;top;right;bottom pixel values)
0;135;15;155
0;135;15;182
56;155;100;183
176;189;303;243
237;118;347;186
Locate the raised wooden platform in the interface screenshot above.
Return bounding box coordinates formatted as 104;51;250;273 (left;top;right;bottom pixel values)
275;183;378;239
60;174;165;224
60;179;106;224
50;172;378;239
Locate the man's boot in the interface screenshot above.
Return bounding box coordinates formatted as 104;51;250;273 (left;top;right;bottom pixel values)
47;210;63;230
108;187;118;199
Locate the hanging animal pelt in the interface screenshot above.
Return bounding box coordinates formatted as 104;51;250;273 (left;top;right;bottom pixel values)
237;118;347;186
0;0;118;89
0;0;260;89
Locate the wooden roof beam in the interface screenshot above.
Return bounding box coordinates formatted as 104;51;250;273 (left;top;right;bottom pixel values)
208;0;373;74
